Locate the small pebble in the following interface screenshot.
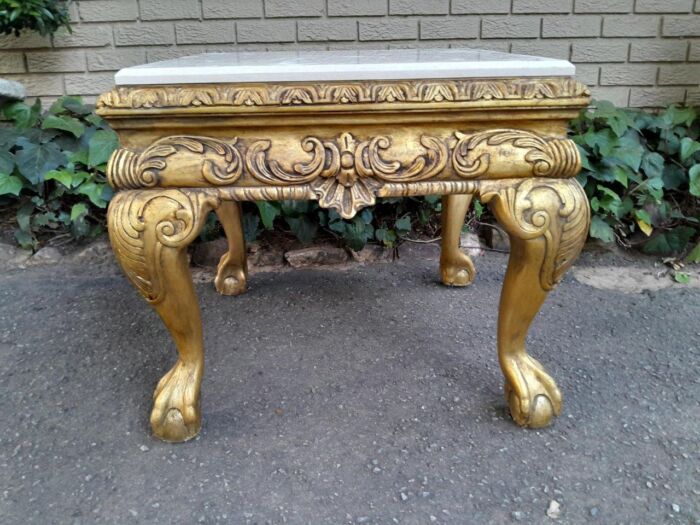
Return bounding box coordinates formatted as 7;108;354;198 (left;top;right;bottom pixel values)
547;500;561;519
400;492;408;501
589;507;599;517
512;510;524;521
139;445;149;452
672;504;680;513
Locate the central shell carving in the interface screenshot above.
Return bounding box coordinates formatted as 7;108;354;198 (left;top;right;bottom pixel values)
245;132;448;219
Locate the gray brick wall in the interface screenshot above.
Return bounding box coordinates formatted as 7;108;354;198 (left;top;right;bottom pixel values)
0;0;698;107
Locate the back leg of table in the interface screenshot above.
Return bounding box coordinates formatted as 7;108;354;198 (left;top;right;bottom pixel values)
215;201;248;296
440;194;476;286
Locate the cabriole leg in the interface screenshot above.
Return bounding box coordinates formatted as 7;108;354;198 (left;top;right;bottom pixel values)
214;201;248;296
480;179;590;428
108;188;220;442
440;194;476;286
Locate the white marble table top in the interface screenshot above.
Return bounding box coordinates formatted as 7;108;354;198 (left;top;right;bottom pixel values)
114;48;575;85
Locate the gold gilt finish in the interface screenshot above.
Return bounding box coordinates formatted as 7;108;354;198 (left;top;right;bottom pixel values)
99;77;590;441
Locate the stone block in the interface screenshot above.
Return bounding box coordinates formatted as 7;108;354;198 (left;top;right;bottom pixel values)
420;18;479;39
114;22;175;45
176;21;237;44
140;0;201;20
237;20;296;42
328;0;387;16
390;0;448;15
542;15;601;37
482;16;541;38
298;20;358;41
359;19;418;40
512;0;572;14
265;0;325;17
603;16;659;37
79;0;138;22
202;0;263;18
452;0;510;14
26;51;86;72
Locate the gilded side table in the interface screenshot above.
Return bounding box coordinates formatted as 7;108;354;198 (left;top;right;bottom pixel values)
97;49;591;442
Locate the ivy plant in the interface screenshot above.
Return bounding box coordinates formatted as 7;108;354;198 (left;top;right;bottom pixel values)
571;101;699;258
0;97;118;249
0;0;71;36
239;196;441;251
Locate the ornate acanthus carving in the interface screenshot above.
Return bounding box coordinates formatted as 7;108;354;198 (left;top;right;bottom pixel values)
108;189;220;303
107;130;582;219
97;78;589;110
452;130;581;180
108;136;242;189
245;132;448;219
479;178;590;291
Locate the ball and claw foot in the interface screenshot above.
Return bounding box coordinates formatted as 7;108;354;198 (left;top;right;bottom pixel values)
214;253;247;296
503;354;562;428
151;360;202;442
440;252;476;287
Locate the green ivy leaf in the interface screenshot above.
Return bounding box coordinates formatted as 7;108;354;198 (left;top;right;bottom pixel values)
610;134;644;172
0;174;23;196
584;128;616;157
87;129;119;167
640;152;665;179
589;216;615;243
642;226;695;254
662;105;696;128
14;229;36;250
689;165;700;197
15;140;66;184
394;215;412;234
16;203;33;233
242;213;260;242
3;100;41;129
70;202;89;221
328;219;346;234
255;201;279;230
41;114;85;138
591;100;636;137
44;169;73;188
472;198;484;219
343;216;373;251
76;181;108;207
685;241;700;264
662;163;687;190
68;148;89;166
673;271;690;284
680;138;700;163
577;144;592;171
0;150;15;175
285;215;317;244
375;228;397;247
280;199;312;216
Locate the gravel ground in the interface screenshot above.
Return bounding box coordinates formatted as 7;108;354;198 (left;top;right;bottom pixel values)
0;244;698;525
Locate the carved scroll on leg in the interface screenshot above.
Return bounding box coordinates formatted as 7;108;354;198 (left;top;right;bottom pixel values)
214;201;248;296
440;194;476;287
107;188;220;442
479;178;589;428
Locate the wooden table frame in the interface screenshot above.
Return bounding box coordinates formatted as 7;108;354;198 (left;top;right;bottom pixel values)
97;76;591;442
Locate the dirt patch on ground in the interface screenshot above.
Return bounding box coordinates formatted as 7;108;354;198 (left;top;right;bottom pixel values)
573;265;700;293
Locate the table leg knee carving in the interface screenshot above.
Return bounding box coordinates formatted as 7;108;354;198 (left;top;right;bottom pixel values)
440;194;476;287
107;188;219;442
215;201;248;296
480;178;590;428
